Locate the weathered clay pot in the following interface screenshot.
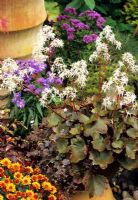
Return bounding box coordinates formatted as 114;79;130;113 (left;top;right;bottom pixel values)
0;0;46;59
72;186;115;200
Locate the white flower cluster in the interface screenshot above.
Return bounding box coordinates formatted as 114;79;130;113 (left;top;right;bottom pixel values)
0;58;26;92
100;26;122;49
122;52;138;73
51;57;68;79
70;60;88;87
89;26;121;63
39;86;77;106
102;60;137;109
33;25;64;62
1;58;18;74
50;38;64;48
52;58;88;87
59;86;77;100
39;87;60;106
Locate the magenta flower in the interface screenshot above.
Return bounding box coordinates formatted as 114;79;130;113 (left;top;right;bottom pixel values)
64;7;77;15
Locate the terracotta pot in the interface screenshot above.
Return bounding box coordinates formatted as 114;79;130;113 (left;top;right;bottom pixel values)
72;186;115;200
0;0;46;59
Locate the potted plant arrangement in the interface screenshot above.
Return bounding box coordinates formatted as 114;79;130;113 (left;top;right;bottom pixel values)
0;8;138;200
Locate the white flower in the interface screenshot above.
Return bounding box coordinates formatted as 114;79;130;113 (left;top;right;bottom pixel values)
59;86;77;100
102;96;114;108
2;58;19;74
70;60;88;87
89;26;122;63
121;91;136;106
50;38;64;48
122;52;138;73
51;57;67;76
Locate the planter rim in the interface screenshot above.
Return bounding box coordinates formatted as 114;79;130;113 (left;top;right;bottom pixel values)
0;0;46;32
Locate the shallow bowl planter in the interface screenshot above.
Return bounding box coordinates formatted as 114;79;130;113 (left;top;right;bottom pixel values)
0;0;46;59
72;186;115;200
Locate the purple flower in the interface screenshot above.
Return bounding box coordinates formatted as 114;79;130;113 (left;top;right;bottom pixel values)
70;19;80;24
67;27;75;33
64;7;77;15
54;77;63;85
12;92;21;103
67;33;75;41
57;15;70;21
16;59;47;75
16;99;25;109
79;10;100;19
83;33;98;43
62;23;70;30
96;17;106;29
75;22;90;30
37;77;47;86
70;19;90;30
28;84;36;90
23;75;32;84
12;92;25;109
35;88;42;95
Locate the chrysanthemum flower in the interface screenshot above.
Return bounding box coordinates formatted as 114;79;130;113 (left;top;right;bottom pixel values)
50;186;57;194
48;194;57;200
26;190;34;197
22;175;31;185
0;158;11;167
10;162;21;172
25;166;34;174
14;172;23;180
6;183;16;192
32;182;40;190
42;181;52;191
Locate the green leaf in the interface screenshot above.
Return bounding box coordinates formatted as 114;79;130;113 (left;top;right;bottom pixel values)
92;136;107;152
84;0;95;9
34;115;39;127
127;128;138;138
84;118;108;137
70;137;87;163
36;103;43;117
45;1;60;21
83;172;108;198
125;117;138;129
57;138;69;153
78;113;90;125
66;0;82;9
118;156;138;170
104;18;117;27
96;5;107;15
70;124;82;135
47;113;62;127
89;151;114;169
126;141;137;159
112;140;124;149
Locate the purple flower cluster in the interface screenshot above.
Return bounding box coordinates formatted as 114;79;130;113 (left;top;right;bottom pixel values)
12;92;25;108
83;33;98;44
62;23;75;40
70;19;90;30
64;7;77;15
16;59;47;74
79;10;106;29
57;15;70;21
11;60;63;109
57;8;105;43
